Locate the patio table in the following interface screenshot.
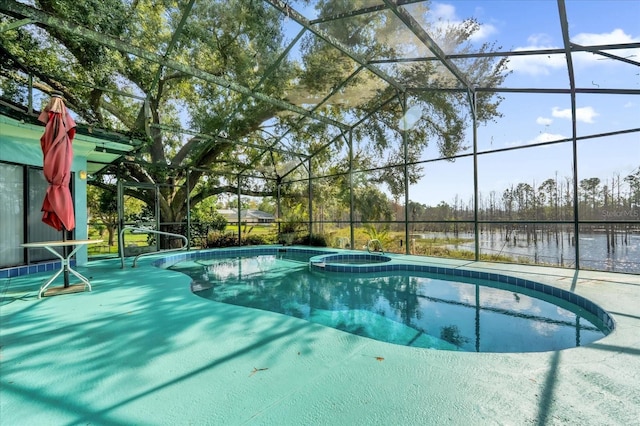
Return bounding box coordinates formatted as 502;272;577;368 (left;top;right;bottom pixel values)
21;239;103;298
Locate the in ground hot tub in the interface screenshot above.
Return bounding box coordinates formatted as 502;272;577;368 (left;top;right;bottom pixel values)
310;253;391;271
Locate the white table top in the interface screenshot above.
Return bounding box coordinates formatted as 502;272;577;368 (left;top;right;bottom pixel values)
21;239;103;248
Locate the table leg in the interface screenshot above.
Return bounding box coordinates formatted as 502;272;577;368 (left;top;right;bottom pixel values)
63;244;92;290
38;267;64;299
38;245;92;298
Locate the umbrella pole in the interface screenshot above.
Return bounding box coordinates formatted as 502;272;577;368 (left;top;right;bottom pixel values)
62;227;70;288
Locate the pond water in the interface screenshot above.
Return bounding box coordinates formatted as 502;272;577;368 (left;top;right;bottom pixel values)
415;231;640;273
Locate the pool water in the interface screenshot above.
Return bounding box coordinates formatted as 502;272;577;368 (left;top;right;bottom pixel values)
170;253;609;352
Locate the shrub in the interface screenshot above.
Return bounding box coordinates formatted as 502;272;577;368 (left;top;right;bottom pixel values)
242;234;270;246
292;233;327;247
206;233;239;248
205;232;274;248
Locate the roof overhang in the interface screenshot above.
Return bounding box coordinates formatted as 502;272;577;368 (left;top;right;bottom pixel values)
0;101;140;175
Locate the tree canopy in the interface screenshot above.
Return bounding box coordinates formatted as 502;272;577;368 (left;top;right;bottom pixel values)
0;0;509;225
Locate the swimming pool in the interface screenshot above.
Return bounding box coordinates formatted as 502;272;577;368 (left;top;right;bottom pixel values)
162;247;613;353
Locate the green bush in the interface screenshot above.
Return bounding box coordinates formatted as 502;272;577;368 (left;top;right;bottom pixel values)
205;232;273;248
242;234;270;245
206;233;238;248
292;233;327;247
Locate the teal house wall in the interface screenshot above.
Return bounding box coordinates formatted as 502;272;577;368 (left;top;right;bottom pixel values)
1;114;101;265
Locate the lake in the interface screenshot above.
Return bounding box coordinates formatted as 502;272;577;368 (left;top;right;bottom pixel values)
416;231;640;274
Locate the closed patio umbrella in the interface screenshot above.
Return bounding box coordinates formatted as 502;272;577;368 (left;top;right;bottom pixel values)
38;92;76;287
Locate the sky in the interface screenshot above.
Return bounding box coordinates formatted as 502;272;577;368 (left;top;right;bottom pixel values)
406;0;640;206
13;0;638;209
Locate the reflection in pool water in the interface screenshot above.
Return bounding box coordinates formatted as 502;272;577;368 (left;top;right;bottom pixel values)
169;253;609;353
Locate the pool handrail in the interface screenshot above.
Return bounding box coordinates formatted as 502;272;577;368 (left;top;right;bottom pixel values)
119;226;188;269
367;239;385;255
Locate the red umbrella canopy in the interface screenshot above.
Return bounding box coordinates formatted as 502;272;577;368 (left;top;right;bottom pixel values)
38;94;76;232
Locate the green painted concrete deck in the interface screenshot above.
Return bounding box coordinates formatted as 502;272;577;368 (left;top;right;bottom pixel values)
1;252;639;425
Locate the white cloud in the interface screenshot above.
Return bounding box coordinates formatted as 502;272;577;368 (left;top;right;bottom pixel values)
552;106;599;123
572;29;640;66
551;107;572;120
470;23;498;42
507;49;565;76
533;132;566;143
506;132;566;147
624;101;636;108
536;117;553;126
576;107;599;123
507;34;564;76
573;28;638;46
428;2;498;44
507;29;639;75
431;3;456;20
527;34;553;46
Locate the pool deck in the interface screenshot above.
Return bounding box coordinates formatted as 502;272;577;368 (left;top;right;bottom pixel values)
1;249;639;425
